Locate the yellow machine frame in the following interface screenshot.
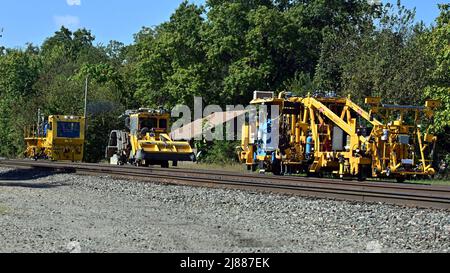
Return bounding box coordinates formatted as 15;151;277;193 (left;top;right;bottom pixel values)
238;91;439;181
128;110;194;166
24;115;85;162
105;109;195;167
365;97;440;179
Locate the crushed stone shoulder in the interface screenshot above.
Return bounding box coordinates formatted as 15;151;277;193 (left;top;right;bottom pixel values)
0;167;449;253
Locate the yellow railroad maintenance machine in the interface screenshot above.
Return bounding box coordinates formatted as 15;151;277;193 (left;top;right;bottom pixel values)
105;108;195;168
24;113;85;162
238;91;440;182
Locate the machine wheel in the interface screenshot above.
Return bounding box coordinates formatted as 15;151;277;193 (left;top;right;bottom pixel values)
357;176;367;182
357;165;370;181
161;161;169;168
272;159;282;176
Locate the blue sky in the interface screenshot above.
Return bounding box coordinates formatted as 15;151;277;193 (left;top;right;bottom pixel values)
0;0;445;49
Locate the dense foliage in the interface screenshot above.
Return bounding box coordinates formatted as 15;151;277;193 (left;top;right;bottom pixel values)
0;0;448;163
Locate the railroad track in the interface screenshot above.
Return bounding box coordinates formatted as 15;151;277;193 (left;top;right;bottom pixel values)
1;159;450;210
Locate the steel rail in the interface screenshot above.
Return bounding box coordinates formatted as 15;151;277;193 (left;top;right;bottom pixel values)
4;159;448;191
4;159;449;195
1;159;449;210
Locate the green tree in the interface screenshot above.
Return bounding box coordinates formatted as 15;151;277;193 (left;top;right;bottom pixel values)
314;1;431;104
0;49;41;156
0;0;444;166
424;4;450;132
32;27;127;161
423;4;450;163
132;2;207;108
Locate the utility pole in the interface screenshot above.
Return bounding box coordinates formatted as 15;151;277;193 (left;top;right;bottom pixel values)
83;77;88;163
37;108;41;137
84;76;88;120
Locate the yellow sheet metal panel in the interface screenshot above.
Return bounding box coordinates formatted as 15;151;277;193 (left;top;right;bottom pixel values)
365;97;381;105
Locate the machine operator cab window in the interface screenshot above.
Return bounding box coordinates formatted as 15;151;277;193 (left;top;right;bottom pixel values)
57;121;81;139
139;117;168;132
159;119;168;131
131;115;169;139
140;118;158;131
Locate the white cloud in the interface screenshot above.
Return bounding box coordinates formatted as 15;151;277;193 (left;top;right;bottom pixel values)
54;15;80;29
66;0;81;6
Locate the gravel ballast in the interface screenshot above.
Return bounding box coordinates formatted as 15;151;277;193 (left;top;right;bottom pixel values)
0;167;449;253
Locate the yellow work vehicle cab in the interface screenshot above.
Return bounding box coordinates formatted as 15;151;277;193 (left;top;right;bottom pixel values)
106;108;195;168
24;115;85;162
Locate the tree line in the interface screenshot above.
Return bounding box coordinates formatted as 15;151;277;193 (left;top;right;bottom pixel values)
0;0;448;164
